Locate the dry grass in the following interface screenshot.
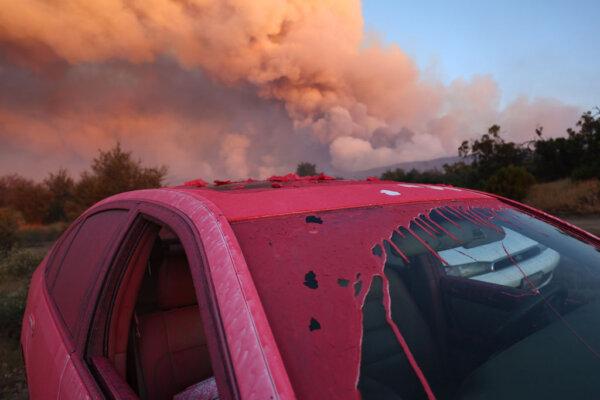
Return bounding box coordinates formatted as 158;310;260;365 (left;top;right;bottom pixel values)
0;246;47;400
0;336;28;399
525;179;600;215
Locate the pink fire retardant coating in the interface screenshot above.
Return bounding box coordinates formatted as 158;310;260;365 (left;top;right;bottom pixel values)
230;199;506;399
268;172;336;182
183;178;209;187
174;376;219;400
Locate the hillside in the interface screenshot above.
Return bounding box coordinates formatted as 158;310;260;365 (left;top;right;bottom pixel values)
341;155;464;179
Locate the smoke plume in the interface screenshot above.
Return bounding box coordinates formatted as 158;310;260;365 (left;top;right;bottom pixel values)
0;0;581;181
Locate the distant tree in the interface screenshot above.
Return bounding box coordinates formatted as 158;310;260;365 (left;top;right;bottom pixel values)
485;165;536;201
459;124;531;184
296;162;318;176
0;174;50;224
0;208;21;255
44;168;75;223
381;124;534;196
382;168;449;184
72;143;167;214
533;136;579;181
441;162;477;188
381;168;407;181
405;168;445;184
571;109;600;178
534;109;600;181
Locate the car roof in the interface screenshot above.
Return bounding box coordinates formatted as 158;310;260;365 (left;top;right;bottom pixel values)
168;178;492;222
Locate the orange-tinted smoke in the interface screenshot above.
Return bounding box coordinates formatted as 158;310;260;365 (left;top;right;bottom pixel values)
0;0;581;179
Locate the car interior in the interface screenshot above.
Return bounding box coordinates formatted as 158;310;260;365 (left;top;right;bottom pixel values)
92;222;220;400
130;231;216;400
359;267;446;400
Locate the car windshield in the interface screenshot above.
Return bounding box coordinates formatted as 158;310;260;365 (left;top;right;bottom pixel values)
232;198;600;400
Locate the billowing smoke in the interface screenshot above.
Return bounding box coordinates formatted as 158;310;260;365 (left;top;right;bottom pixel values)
0;0;581;181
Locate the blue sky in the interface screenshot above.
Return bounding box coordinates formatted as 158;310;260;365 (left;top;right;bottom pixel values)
362;1;600;110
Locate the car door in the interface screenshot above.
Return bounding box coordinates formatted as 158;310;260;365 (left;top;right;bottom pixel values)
22;205;132;399
83;202;240;399
81;190;297;400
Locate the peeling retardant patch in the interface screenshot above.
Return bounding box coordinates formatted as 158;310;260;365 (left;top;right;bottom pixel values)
304;271;319;289
372;244;383;257
306;215;323;224
337;278;350;287
358;276;430;399
309;317;321;331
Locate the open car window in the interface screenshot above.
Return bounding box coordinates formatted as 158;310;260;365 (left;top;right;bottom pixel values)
232;199;600;399
86;213;228;400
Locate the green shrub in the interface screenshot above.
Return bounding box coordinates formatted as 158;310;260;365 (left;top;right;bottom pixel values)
0;288;27;340
0;248;45;278
0;209;21;255
485;165;536;201
571;164;600;181
17;223;67;247
296;162;318;177
0;175;50;224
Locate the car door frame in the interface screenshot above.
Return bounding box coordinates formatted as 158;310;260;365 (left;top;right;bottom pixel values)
93;189;297;400
85;199;240;399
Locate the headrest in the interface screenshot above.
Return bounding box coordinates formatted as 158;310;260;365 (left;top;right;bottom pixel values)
157;253;198;310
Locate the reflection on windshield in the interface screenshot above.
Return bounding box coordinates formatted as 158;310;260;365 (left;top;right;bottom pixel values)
439;227;560;289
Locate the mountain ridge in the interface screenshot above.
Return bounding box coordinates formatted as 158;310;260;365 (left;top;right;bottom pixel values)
338;155;464;179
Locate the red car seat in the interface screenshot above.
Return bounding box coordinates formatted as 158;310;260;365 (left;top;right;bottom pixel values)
135;250;213;400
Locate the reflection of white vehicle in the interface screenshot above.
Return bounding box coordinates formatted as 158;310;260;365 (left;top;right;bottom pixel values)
439;228;560;289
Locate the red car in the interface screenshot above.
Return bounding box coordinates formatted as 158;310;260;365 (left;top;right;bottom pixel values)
21;178;600;400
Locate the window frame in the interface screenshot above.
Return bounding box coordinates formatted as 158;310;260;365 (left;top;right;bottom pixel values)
42;201;135;351
84;201;239;400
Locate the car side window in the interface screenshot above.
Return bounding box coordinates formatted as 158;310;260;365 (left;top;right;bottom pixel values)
47;209;129;339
